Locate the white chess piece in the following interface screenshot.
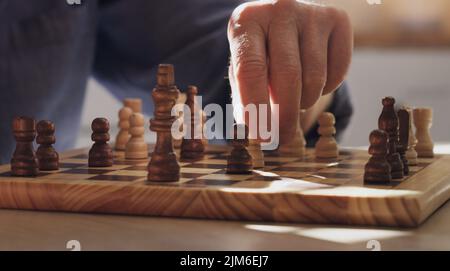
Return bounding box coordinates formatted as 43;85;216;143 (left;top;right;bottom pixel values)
247;139;265;168
413;108;434;158
315;112;339;158
277;111;306;157
404;107;418;165
125;113;148;159
115;106;133;151
173;93;186;149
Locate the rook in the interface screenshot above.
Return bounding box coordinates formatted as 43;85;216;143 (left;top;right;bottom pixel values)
11;117;39;176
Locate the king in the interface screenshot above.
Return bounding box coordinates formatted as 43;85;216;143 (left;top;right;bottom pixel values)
147;64;181;182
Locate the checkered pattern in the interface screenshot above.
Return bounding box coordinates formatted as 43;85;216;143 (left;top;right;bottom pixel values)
0;147;434;190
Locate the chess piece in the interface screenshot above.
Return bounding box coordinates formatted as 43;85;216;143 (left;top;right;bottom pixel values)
125;113;148;159
173;92;187;149
147;64;181;182
123;98;142;113
11;117;39;176
404;107;418;165
201;110;209;147
315;112;339;158
413;108;434;158
378;97;404;179
88;118;113;167
364;129;392;184
180;86;205;160
247;139;265;168
277;110;306;157
36;120;59;171
397;109;410;175
115;106;133;151
227;124;253;174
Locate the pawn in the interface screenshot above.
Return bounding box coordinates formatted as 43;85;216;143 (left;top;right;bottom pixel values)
181;86;205;160
173;92;187;149
123;98;142;113
11;117;39;176
397;109;410;175
125;113;148;159
36;120;59;171
227;124;252;174
247;139;265;168
315;112;339;158
115;106;133;151
277;110;306;157
413;108;434;158
404;107;418;165
364;130;392;184
88;118;113;167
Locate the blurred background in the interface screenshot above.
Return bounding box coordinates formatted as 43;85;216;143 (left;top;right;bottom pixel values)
76;0;450;147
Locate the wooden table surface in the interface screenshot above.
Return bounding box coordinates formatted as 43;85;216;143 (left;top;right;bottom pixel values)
1;144;450;251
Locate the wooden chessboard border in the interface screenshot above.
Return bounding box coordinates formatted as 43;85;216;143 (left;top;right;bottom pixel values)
0;145;449;228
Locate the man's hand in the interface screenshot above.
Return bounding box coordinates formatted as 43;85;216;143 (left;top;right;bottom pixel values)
227;0;353;141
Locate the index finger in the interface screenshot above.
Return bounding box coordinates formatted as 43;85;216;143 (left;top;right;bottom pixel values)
228;9;270;140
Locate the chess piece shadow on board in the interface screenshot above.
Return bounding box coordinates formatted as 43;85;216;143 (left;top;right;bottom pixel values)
36;120;59;171
147;64;180;182
11;116;39;176
180;85;205;161
88;118;113;167
364;129;392;184
227;124;253;174
378;97;404;179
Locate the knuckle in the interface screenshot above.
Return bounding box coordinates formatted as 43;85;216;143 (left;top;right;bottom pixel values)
327;6;350;24
273;0;297;11
272;63;301;82
235;57;267;81
229;3;259;27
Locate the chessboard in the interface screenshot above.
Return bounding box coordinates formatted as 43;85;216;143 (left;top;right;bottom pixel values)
0;144;449;228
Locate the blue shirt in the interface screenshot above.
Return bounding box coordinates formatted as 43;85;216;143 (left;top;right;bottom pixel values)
0;0;352;164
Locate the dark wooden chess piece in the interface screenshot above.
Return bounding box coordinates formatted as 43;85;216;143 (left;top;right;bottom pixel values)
364;129;392;184
397;109;410;175
227;124;253;174
378;97;404;179
11;116;39;177
88;118;113;167
36;120;59;171
147;64;181;182
180;85;205;160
